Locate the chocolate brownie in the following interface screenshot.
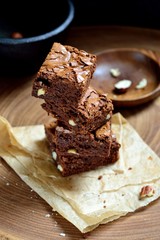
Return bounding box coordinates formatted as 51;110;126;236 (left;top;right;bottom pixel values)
45;120;112;157
51;153;119;177
42;87;113;132
44;121;120;176
31;42;121;177
32;42;97;108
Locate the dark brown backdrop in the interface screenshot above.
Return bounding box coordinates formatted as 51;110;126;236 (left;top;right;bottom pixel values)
72;0;160;29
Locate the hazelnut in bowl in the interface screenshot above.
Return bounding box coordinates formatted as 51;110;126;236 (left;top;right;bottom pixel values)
0;0;75;75
91;48;160;107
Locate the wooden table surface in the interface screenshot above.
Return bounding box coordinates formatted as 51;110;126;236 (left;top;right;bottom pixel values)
0;26;160;240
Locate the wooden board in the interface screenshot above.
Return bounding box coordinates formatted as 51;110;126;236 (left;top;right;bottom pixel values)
0;26;160;240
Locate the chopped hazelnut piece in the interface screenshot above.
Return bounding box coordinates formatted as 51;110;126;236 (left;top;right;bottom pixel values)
68;119;77;126
67;149;78;154
52;151;57;160
106;114;111;120
136;78;147;89
139;185;155;200
57;164;63;172
110;68;121;77
37;88;45;96
114;79;132;93
11;31;23;39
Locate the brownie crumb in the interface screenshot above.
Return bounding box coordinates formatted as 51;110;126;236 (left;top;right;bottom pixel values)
98;175;103;180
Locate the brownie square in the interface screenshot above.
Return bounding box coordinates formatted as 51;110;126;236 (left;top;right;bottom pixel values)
44;121;120;176
42;87;113;132
32;42;97;108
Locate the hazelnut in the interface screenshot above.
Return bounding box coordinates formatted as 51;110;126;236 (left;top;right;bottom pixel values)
67;149;78;154
139;185;155;200
52;151;57;161
37;88;45;96
11;31;23;39
57;164;63;172
135;78;147;89
106;114;111;120
110;68;121;77
114;79;132;93
68;119;76;126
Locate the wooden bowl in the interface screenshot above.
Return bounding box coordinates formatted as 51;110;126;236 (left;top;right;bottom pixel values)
91;48;160;107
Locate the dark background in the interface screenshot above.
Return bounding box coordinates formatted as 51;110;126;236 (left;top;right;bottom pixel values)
72;0;160;29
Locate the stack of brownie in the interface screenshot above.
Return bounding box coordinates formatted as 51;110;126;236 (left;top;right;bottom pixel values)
32;42;121;177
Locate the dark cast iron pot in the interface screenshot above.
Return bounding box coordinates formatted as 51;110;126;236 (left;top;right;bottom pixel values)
0;0;75;76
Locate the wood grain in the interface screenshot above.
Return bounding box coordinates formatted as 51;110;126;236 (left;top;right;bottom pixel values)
0;26;160;240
